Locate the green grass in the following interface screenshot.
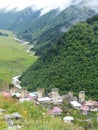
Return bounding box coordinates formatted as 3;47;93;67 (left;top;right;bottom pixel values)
0;95;98;130
0;30;38;87
0;96;82;130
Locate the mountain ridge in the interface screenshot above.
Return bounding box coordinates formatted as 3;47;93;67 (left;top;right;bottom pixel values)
0;3;96;55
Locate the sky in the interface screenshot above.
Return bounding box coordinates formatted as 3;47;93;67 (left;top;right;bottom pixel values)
0;0;71;13
0;0;98;14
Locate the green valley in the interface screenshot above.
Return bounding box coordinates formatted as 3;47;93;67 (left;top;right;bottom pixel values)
0;1;98;129
0;30;37;88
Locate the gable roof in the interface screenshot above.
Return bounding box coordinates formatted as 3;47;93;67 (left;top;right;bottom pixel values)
70;101;81;107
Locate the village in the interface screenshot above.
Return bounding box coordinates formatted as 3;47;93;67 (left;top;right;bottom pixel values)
0;76;97;129
1;82;98;126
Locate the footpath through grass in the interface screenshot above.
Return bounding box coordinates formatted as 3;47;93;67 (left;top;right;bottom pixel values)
0;30;38;88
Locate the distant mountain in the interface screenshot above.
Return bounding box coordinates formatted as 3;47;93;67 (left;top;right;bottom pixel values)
17;8;59;41
31;5;95;55
16;4;96;55
0;2;96;55
8;8;41;33
0;7;41;32
20;14;98;100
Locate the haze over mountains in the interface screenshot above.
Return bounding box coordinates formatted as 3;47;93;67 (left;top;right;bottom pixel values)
0;0;98;55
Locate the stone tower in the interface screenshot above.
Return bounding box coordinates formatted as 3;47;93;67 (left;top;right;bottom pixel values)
51;88;59;104
96;114;98;124
22;87;27;98
37;88;44;98
79;91;85;103
69;91;73;98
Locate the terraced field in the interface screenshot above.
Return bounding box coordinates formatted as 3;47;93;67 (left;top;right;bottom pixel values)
0;30;37;88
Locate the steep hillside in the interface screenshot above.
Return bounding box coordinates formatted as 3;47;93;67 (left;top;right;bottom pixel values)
9;7;41;34
18;8;59;41
32;5;95;55
20;14;98;100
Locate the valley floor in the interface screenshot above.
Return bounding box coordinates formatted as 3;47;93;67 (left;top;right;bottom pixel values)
0;30;37;89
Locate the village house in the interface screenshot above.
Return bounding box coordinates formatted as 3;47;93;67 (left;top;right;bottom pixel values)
47;106;63;115
70;101;81;109
62;91;80;103
84;100;98;111
49;88;63;104
37;88;62;104
37;88;52;103
69;91;98;115
63;116;74;124
38;97;52;103
80;105;89;115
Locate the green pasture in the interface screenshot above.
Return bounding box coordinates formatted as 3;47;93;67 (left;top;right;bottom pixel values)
0;30;37;87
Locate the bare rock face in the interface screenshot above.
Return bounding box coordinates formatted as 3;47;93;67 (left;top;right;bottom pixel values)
7;125;22;130
0;108;6;115
7;119;14;127
4;114;13;120
4;112;22;130
12;112;22;119
4;112;22;120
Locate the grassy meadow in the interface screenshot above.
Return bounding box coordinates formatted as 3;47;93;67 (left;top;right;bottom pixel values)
0;96;82;130
0;30;37;88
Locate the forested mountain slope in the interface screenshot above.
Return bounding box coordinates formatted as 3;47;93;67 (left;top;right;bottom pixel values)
20;14;98;100
32;6;95;55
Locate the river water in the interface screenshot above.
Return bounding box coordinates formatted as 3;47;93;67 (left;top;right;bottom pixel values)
11;75;22;89
11;37;35;88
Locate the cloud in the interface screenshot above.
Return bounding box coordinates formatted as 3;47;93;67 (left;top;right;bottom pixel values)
0;0;34;10
86;0;98;12
0;0;72;14
0;0;98;14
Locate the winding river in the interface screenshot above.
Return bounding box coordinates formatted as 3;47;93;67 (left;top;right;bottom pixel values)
11;75;22;89
11;37;35;89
